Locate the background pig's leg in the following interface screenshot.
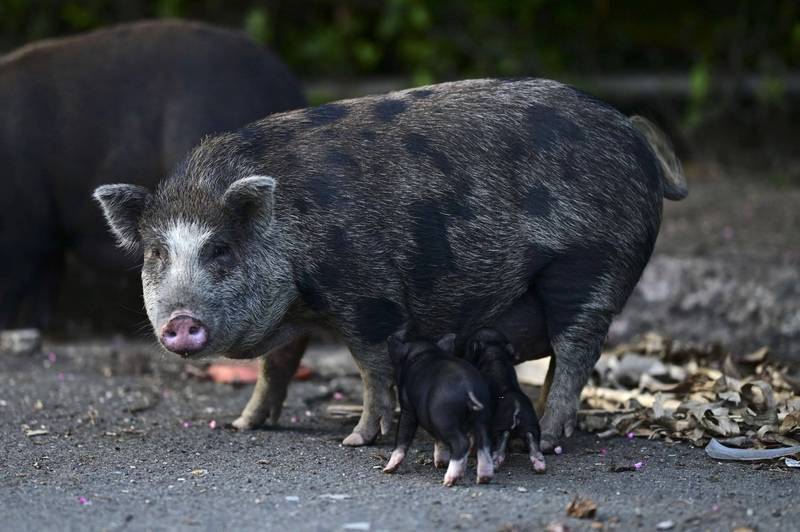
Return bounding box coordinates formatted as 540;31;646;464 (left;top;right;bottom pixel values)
535;358;555;416
232;335;308;429
433;441;450;468
342;346;396;446
383;409;417;473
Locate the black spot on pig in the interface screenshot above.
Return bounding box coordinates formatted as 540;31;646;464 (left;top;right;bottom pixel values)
526;103;584;149
373;99;408;122
403;133;452;175
296;269;328;312
521;183;552;217
293;197;309;215
409;89;434;99
445;196;475;220
355;297;404;344
305;175;341;209
305;103;349;126
408;200;455;291
325;150;361;178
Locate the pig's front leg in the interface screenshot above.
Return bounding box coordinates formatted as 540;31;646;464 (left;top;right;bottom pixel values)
232;335;309;430
342;345;396;446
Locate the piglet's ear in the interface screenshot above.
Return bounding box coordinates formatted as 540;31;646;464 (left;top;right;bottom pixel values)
463;339;481;365
436;333;457;355
387;334;408;363
93;184;151;251
222;175;276;227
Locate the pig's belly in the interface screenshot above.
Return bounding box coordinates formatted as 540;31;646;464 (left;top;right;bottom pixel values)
493;290;552;362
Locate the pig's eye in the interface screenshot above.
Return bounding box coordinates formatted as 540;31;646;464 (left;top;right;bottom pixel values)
209;244;232;261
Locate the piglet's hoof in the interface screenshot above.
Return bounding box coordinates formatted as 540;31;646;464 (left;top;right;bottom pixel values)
531;455;547;473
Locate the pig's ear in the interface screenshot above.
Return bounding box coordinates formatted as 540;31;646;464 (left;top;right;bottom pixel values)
222;175;276;227
93;184;151;250
436;333;457;355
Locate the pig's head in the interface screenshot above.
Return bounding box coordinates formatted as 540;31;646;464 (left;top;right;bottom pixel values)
93;170;297;359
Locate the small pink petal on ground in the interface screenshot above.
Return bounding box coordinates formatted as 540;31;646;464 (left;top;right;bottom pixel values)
208;420;217;429
57;373;65;382
333;392;344;401
634;461;644;470
47;352;57;363
554;446;563;455
77;496;92;506
599;448;608;456
291;416;299;423
626;432;635;440
182;421;191;429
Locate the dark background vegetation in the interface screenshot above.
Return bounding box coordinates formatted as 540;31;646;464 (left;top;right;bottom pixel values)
2;0;799;177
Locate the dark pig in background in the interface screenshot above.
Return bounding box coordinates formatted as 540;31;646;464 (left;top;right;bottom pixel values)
0;20;306;330
94;78;687;451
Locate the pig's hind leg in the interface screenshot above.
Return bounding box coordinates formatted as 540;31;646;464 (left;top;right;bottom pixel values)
383;409;417;474
526;432;546;473
441;432;470;487
232;335;308;430
535;257;619;452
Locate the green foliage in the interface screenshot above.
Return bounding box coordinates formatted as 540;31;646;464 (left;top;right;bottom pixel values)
0;0;797;86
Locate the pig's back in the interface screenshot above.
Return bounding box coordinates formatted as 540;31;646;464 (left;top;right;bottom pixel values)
0;19;305;269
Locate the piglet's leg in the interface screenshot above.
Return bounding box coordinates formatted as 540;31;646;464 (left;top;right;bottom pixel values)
434;441;450;469
492;431;511;468
474;425;494;484
383;409;417;474
442;433;470;487
526;432;546;473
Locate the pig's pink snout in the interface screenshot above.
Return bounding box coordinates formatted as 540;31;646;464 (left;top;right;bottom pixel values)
160;315;208;354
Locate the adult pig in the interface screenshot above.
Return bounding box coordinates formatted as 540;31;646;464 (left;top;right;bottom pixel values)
0;20;306;330
94;79;687;451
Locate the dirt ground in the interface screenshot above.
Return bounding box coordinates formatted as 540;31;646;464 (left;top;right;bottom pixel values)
1;177;799;531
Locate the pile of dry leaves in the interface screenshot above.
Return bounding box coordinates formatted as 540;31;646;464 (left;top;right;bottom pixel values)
579;333;800;452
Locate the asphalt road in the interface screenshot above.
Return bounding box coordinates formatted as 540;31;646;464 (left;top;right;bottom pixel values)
1;343;796;532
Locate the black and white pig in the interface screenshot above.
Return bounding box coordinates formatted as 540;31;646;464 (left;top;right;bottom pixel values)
0;20;305;330
94;78;687;452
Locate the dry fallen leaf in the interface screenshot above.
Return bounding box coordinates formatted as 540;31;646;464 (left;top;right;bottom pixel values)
566;496;598;519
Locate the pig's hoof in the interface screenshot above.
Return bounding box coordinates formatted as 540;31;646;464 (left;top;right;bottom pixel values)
442;476;458;487
492;453;505;469
342;432;369;446
232;416;262;430
476;474;493;484
540;405;577;453
531;455;547;473
434;459;448;469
